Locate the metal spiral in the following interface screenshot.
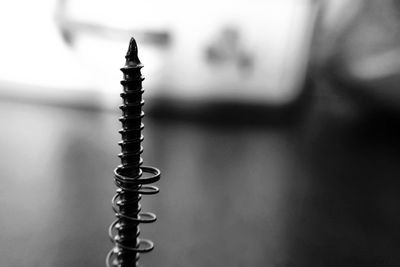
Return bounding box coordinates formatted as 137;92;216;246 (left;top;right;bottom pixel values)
107;37;161;267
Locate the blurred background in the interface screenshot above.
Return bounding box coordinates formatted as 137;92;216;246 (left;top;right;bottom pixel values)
1;0;400;266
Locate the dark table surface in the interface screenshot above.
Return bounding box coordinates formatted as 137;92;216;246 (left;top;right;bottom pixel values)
0;96;399;267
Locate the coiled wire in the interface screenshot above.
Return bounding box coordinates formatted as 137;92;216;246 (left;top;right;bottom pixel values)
106;38;161;267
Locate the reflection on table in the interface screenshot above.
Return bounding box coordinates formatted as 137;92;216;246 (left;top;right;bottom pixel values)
0;98;399;267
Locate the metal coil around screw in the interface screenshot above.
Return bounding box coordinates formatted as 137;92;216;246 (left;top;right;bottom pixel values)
106;37;160;267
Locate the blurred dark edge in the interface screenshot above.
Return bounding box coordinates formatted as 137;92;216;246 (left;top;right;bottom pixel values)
318;56;400;117
0;77;314;127
334;78;400;116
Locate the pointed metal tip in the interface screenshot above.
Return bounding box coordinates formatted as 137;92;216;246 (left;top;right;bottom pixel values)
125;37;140;63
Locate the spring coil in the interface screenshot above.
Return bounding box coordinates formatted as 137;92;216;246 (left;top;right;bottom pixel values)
106;38;161;267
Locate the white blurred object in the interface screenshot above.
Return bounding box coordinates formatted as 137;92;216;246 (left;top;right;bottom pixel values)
0;0;318;109
71;0;319;108
0;0;94;101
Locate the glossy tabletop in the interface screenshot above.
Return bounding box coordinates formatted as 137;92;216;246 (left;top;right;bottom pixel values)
0;98;399;267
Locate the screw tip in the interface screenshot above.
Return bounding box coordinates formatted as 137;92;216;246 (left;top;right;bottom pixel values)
125;37;141;64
